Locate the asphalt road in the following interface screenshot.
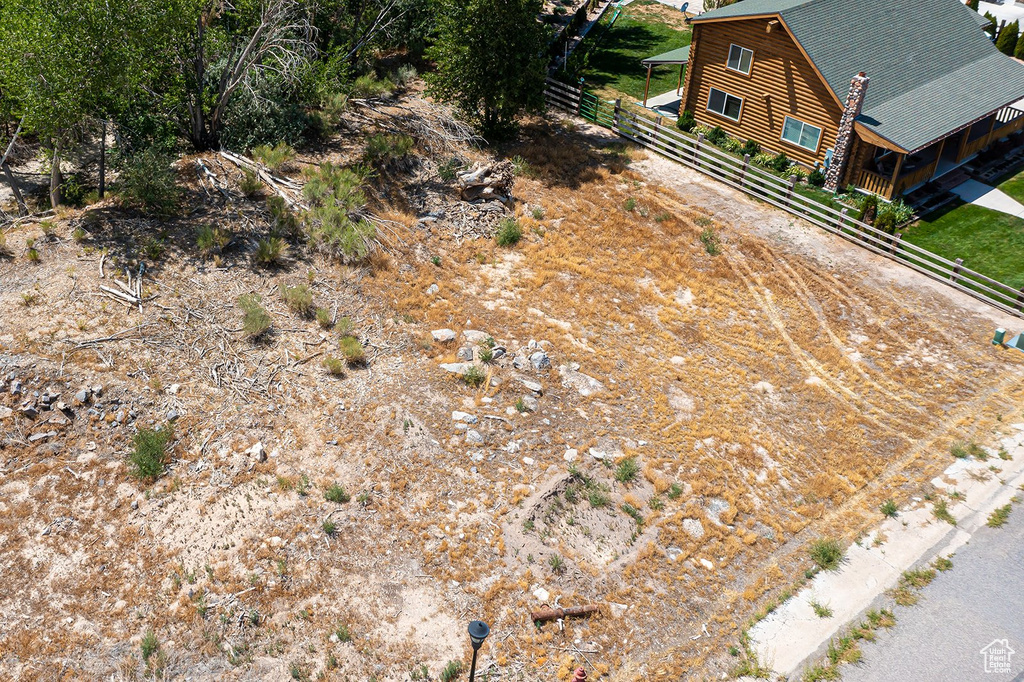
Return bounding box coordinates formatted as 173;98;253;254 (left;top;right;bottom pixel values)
843;506;1024;682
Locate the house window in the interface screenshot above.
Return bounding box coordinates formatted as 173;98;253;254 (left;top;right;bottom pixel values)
707;88;743;121
781;116;823;151
727;45;753;74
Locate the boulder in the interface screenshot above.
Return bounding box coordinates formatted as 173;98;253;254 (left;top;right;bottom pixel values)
431;329;457;342
529;351;551;370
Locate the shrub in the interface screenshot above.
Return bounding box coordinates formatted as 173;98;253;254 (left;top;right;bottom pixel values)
239;168;263;198
721;137;743;153
351;73;395;99
334;316;354;337
315;307;332;328
623;197;637;212
325;483;350;503
808;168;826;187
741;139;761;156
880;499;898;518
751;151;775;167
614;457;639;483
462;365;486;387
238;293;272;339
140;629;159;661
770;153;792;173
339;336;365;364
144;238;165;261
1016;31;1024;59
129;424;174;481
280;284;314;317
251;142;296;173
511;154;538;178
117;147;180;215
393;64;418;86
809;538;843;571
700;226;721;255
548;553;565;573
950;440;986;459
495;218;522;247
968;0;979;10
266;195;301;240
322;356;345;376
439;660;463;682
322;520;337;536
438;158;463;181
335;623;352;643
363;133;414;168
196;225;231;258
857;194;878;224
705;125;727;145
255;236;288;266
676;109;696;132
692;124;713;138
302;163;376;263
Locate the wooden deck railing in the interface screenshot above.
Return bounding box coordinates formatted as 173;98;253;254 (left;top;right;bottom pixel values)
855;169;895;199
894;164;935;195
543;80;1024;319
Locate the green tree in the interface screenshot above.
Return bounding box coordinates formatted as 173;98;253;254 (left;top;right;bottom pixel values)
425;0;548;139
997;20;1019;55
1015;30;1024;59
984;12;999;38
967;0;979;11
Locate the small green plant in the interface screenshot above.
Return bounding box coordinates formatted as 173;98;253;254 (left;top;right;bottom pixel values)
523;518;535;532
255;236;287;266
296;474;310;496
495;218;522;247
623;197;637;212
323;356;345;376
315;307;332;328
251;142;296;172
289;662;306;680
741;139;761;156
335;623;352;643
700;227;721;256
430;255;442;266
239;168;263;197
478;346;494;363
614;457;640;483
196;224;232;257
339;336;365;365
951;440;986;460
510;154;538;178
998;447;1011;460
531;206;545;220
410;663;430;681
26;243;40;262
334;316;354;337
933;556;953;572
808;168;826;187
140;629;159;661
438;158;463;182
676;109;696;132
587;488;610;508
810;599;833;618
462;365;486;387
880;499;898;518
514;397;529;413
933;498;956;525
322;520;338;536
548;553;564;573
351;73;394;98
667;483;684;500
20;291;39;306
71;226;87;243
364;133;414;168
280;284;314;317
325;483;350;503
128;424;174;481
238;294;272;340
809;538;843;571
621;503;644;526
987;503;1012;528
649;496;664;511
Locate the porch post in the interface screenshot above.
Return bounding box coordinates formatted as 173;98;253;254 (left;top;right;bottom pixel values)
677;64;684;95
928;137;947;180
984;114;999;147
643;64;653;107
889;153;905;199
956;126;971;161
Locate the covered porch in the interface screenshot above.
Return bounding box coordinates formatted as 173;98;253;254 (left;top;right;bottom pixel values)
852;102;1024;200
639;46;689;109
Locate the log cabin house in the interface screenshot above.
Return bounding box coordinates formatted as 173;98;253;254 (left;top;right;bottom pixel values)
680;0;1024;199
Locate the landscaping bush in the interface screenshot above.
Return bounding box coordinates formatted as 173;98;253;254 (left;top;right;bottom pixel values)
676;109;696;133
742;139;761;157
769;152;792;173
128;424;174;481
751;152;776;168
117;147;180;215
705;125;727;146
238;293;272;339
857;194;878;224
808;168;826;187
721;137;743;153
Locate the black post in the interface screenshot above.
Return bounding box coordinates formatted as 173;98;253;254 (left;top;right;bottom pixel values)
469;648;480;682
99;120;106;199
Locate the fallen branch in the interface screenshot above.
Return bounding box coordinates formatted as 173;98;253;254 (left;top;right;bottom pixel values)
531;604;602;623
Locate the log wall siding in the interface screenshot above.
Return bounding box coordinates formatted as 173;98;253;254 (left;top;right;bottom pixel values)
683;17;845;168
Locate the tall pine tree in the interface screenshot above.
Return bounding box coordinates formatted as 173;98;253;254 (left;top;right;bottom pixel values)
996;20;1019;56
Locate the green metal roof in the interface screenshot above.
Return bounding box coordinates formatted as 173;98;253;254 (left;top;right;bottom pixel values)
693;0;1024;151
641;45;690;66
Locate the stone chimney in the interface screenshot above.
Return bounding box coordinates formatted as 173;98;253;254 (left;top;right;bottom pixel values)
824;72;869;192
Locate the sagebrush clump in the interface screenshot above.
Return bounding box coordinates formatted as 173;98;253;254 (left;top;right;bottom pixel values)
238;293;272;339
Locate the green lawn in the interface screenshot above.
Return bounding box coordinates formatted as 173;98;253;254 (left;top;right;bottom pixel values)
996;167;1024;204
579;1;691;103
903;200;1024;290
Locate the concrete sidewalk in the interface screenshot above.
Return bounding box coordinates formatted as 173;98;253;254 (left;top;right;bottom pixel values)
951;179;1024;219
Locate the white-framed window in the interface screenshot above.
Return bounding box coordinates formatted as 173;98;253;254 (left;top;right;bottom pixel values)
727;44;753;74
781;115;823;151
707;87;743;121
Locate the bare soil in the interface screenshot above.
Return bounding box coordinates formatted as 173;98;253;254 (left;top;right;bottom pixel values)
1;94;1023;682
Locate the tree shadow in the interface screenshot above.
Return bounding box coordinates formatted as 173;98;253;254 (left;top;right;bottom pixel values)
583;23;678;91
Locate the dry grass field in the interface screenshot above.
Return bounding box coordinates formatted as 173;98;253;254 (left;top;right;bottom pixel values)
1;98;1023;681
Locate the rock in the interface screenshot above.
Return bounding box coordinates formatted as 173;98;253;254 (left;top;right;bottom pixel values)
28;431;57;442
440;362;475;375
167;409;180;421
456;347;474;361
588;448;608;460
11;380;23;395
91;385;103;397
491;346;506;359
528;340;538;350
753;381;774;395
669;356;685;365
425;284;439;296
529;351;551;370
522;457;535;467
74;389;89;404
248;442;267;462
506;406;518;416
55;401;68;413
39;393;54;406
0;406;12;420
533;587;550;602
517;378;543;395
682;518;704;539
805;376;825;387
20;404;38;419
513;355;530;370
452;411;478;424
665;546;684;562
559;366;605;397
168;384;181;395
466;430;484;444
564;448;578;462
431;329;457;342
699;558;714;570
609;602;629;618
520;395;539;412
463;330;489;344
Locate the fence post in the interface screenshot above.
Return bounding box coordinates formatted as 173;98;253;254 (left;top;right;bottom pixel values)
786;175;797;207
695;133;704;167
576;81;584;115
1017;287;1024;312
740;154;749;186
951;258;963;284
838;208;848;232
613;98;621;133
890;232;902;255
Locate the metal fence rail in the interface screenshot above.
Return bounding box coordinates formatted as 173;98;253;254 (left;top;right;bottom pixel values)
543;81;1024;319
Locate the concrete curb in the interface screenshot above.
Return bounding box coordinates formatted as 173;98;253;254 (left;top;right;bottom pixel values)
748;424;1024;678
